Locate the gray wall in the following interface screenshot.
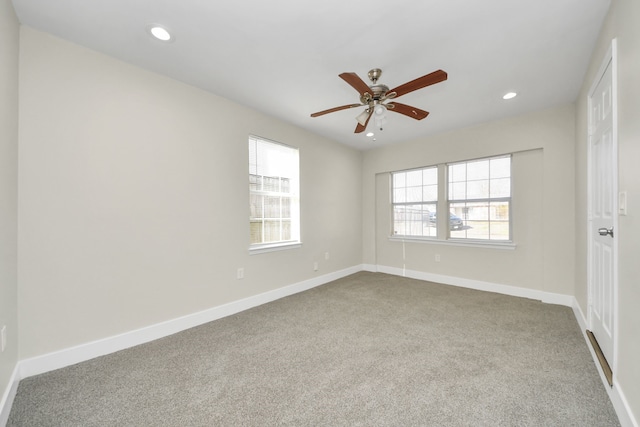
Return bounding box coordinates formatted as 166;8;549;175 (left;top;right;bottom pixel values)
0;0;20;408
17;27;363;359
574;0;640;421
362;105;576;296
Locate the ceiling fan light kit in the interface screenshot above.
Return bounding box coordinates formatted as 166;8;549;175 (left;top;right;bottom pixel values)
311;68;447;134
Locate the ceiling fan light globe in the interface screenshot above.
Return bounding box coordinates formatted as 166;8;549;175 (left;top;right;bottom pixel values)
356;109;370;126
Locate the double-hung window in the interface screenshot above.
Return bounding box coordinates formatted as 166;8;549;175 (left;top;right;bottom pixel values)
392;166;438;237
248;136;300;249
448;155;511;241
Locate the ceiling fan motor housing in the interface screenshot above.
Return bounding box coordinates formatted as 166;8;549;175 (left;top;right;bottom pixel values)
360;84;389;105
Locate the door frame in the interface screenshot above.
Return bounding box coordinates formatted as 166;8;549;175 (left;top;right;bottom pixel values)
586;38;619;377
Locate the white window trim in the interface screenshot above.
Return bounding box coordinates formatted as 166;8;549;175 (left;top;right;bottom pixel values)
249;241;302;255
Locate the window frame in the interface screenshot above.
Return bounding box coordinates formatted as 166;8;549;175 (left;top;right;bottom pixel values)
248;136;300;253
390;165;439;239
446;155;512;243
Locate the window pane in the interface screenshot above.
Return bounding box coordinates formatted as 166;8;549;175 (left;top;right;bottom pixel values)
264;196;280;218
281;220;291;241
489;222;509;240
405;204;423;221
249;174;261;191
250;194;263;218
281;196;291;218
467;160;489;180
249;139;258;176
492;201;510;220
406;186;422;203
264;220;281;242
490;177;510;198
467;179;489;199
423;205;437;236
250;221;262;244
263;176;279;192
393;205;406;235
423;168;437;185
450;182;466;200
450;163;466;183
424;205;437;236
393;188;406;203
470;202;489;220
281;177;290;193
422;184;437;202
393;172;406;188
406;170;422;186
490;157;511;179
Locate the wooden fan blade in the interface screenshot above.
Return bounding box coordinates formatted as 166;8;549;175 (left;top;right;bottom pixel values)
310;104;362;117
339;72;373;97
388;70;447;98
387;102;430;120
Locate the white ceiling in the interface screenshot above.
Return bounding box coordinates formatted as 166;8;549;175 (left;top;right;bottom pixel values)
11;0;610;150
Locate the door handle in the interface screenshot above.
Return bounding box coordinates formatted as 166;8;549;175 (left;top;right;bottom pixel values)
598;227;614;238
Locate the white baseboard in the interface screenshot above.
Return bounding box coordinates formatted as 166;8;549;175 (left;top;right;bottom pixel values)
572;300;638;427
361;264;377;272
376;264;574;306
0;365;19;427
18;264;363;381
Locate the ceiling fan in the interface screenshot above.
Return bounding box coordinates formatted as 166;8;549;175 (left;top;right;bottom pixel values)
310;68;448;134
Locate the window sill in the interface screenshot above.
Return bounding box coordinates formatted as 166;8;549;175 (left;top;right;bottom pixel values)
388;235;516;250
249;241;302;255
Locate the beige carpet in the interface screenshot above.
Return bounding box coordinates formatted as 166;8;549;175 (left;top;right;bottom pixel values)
8;272;620;426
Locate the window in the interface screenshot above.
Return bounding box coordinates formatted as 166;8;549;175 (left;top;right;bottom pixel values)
448;155;511;241
249;136;300;249
389;154;513;245
392;166;438;237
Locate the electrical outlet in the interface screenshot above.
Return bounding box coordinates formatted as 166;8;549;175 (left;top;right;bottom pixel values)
1;325;6;352
237;268;244;280
435;254;441;262
325;252;330;260
313;261;319;271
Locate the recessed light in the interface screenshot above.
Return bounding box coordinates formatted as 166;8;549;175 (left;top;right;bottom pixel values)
366;132;375;137
503;92;517;100
148;25;172;42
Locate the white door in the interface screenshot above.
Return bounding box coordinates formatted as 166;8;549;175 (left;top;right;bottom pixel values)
588;48;617;368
